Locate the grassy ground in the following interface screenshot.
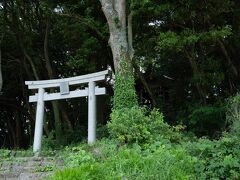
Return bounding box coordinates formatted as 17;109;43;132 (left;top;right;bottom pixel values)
1;130;240;180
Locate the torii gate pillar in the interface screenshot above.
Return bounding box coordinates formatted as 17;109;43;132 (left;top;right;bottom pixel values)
33;88;45;154
88;81;96;144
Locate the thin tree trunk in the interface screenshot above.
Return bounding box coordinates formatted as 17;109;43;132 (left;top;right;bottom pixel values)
44;17;54;78
185;50;206;103
217;39;238;78
19;62;35;142
133;62;157;106
23;50;40;80
128;12;134;60
43;113;50;136
15;22;40;80
44;17;64;143
7;116;16;148
14;111;21;148
59;103;73;131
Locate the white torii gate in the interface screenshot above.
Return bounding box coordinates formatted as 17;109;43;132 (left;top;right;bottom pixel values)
25;70;110;154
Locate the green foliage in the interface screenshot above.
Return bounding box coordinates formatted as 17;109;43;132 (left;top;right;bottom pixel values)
0;149;12;161
191;57;225;86
157;26;232;52
96;125;109;139
64;127;87;144
110;59;172;144
188;105;225;125
113;61;138;110
192;72;224;86
35;165;55;172
66;37;100;70
113;72;138;109
108;107;150;144
42;131;57;151
108;107;183;144
109;58;145;143
62;146;95;168
187;104;226;137
183;135;240;179
52;164;102;180
0;148;36;161
51;140;197;180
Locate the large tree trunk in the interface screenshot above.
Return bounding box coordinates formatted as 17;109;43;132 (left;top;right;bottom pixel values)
99;0;158;108
99;0;130;71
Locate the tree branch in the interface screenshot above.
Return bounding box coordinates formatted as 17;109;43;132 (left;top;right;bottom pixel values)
99;0;118;19
217;39;238;78
44;16;53;78
119;0;126;30
99;0;119;34
57;13;107;42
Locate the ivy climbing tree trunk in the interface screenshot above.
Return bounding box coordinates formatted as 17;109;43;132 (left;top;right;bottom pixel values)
99;0;138;110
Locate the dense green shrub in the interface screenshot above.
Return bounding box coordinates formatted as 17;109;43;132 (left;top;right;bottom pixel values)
108;106;149;143
108;107;184;144
108;107;172;144
182;135;240;179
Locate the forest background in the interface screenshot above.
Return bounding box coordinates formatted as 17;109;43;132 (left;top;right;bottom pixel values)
1;0;240;148
0;0;240;179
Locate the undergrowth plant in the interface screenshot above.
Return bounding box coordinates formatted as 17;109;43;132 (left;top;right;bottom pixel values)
51;140;197;180
182;135;240;179
63;146;95;168
108;107;182;144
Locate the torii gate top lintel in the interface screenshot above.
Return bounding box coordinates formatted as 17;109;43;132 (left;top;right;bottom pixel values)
25;69;111;89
